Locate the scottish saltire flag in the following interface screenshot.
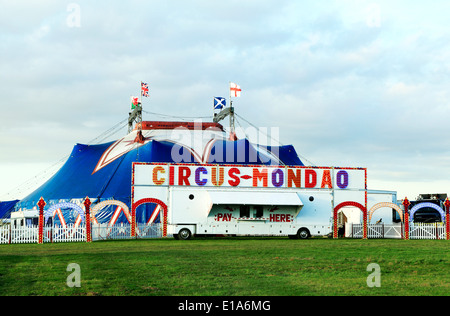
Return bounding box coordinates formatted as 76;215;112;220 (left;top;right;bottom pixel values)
214;97;226;110
141;82;149;97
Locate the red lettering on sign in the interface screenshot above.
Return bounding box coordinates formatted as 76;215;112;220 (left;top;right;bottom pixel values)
178;167;191;186
253;168;268;187
287;168;301;188
305;169;317;188
228;168;240;186
216;213;232;221
270;214;292;222
169;166;174;185
321;170;333;189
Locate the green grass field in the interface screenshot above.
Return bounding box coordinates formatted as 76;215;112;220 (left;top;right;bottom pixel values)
0;237;449;296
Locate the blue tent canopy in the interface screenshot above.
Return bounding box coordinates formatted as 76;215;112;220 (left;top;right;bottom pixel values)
0;200;19;221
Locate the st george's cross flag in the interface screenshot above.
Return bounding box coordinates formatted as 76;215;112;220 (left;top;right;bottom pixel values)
214;97;226;110
230;82;241;97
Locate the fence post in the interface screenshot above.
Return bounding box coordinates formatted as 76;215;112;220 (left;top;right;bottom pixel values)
37;197;46;244
403;198;410;240
84;197;92;243
444;198;450;241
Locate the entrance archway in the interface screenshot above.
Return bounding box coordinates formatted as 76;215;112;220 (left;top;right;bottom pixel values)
45;202;85;226
91;200;131;224
334;201;367;239
369;202;403;223
132;198;168;237
410;202;445;222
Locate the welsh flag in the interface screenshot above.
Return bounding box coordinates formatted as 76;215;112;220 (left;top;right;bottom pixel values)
131;96;140;109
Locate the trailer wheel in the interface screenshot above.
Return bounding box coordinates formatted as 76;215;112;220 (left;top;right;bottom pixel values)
178;228;192;240
297;228;310;239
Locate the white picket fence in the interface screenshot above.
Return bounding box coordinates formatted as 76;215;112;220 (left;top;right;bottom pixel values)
352;224;403;239
409;222;446;240
0;225;39;244
0;223;163;244
46;224;87;243
352;223;447;239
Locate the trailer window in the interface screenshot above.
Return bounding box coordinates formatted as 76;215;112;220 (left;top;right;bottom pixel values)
254;206;263;218
240;205;250;218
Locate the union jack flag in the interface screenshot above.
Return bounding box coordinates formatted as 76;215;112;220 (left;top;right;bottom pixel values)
141;82;149;97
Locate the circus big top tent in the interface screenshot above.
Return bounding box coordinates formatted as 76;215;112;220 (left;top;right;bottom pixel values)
15;120;304;226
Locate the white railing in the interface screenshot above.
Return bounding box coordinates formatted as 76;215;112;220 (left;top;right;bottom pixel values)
1;222;448;243
409;222;446;240
0;226;10;244
383;224;403;239
3;225;39;244
0;223;163;244
92;223;132;241
136;223;162;239
352;224;403;239
50;224;86;243
351;222;447;239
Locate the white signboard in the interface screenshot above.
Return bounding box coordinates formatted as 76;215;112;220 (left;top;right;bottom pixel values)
133;163;366;191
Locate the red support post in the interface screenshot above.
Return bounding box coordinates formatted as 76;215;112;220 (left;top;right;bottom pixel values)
333;212;338;239
362;209;368;240
37;197;46;244
444;198;450;241
84;197;92;243
131;205;136;238
162;207;167;238
403;198;410;240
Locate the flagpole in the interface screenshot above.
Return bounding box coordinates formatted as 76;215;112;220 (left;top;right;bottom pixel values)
229;81;233;108
229;81;232;136
140;81;142;108
213;96;216;121
138;81;142;131
229;81;236;140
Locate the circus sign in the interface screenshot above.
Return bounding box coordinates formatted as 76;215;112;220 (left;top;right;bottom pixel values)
133;163;366;190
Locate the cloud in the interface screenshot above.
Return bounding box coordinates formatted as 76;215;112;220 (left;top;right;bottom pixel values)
1;1;450;200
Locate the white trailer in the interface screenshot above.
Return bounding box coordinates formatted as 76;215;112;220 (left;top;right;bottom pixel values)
132;163;390;239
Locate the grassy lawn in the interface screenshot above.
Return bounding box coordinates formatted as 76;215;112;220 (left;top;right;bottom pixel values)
0;237;449;296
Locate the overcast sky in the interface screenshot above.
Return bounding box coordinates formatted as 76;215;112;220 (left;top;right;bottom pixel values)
1;0;450;201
